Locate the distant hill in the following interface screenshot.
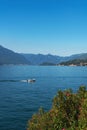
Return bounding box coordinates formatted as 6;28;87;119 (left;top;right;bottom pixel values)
40;62;56;66
78;53;87;59
0;45;87;65
59;59;87;66
22;53;62;65
22;53;87;65
0;45;30;65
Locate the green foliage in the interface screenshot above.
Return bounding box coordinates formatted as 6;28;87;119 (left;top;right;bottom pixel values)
27;86;87;130
59;59;87;66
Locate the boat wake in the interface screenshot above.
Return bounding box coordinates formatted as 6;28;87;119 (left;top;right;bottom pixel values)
0;79;36;83
20;80;28;82
0;80;19;82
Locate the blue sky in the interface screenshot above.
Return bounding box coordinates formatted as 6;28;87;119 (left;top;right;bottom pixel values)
0;0;87;56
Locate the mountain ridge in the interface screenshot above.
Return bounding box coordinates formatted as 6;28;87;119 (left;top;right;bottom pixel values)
22;53;87;65
0;45;87;65
0;45;30;65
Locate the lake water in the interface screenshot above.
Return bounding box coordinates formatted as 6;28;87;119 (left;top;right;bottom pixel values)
0;66;87;130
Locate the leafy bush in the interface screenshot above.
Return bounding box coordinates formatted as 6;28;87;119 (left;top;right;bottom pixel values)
27;86;87;130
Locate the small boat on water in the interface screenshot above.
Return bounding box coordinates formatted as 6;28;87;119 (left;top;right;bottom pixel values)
27;79;36;83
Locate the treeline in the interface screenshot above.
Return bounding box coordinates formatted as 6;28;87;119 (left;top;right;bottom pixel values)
40;62;56;66
59;59;87;66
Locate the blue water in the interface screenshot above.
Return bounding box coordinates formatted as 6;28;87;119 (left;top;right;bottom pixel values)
0;66;87;130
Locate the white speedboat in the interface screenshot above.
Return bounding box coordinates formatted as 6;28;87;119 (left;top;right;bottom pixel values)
27;79;36;83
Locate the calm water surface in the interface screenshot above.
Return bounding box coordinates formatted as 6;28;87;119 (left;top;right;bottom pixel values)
0;66;87;130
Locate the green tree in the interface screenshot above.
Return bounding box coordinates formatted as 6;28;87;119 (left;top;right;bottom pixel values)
27;86;87;130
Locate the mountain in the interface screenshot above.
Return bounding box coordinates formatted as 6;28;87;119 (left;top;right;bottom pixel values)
72;53;87;59
0;45;30;65
0;45;87;65
59;59;87;66
22;53;87;65
22;53;62;65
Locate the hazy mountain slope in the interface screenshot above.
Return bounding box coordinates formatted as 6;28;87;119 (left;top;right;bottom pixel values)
22;53;63;65
0;45;87;65
0;45;30;65
22;53;87;65
74;53;87;59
